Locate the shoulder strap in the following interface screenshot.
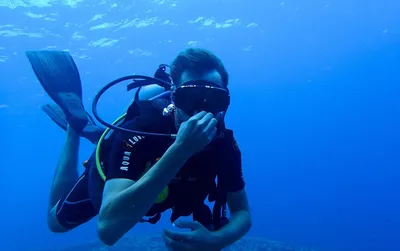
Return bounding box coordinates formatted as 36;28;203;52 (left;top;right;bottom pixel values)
211;128;235;230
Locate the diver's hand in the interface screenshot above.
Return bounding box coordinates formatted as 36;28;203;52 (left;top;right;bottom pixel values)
163;221;222;251
174;111;217;156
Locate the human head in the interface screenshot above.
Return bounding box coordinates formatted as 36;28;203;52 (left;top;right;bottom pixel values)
170;48;229;128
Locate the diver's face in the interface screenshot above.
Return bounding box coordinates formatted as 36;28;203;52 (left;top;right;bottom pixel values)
174;69;224;129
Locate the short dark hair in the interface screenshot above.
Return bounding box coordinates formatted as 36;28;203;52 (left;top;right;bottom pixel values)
170;48;229;87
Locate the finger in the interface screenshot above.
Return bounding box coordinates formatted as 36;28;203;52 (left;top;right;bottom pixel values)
204;118;218;133
163;233;186;251
169;240;189;251
185;111;208;129
174;220;202;230
197;112;214;127
207;126;217;141
163;232;173;245
189;111;207;121
165;238;188;251
164;228;193;241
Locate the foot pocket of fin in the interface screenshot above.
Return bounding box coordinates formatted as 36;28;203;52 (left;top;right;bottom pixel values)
57;92;88;132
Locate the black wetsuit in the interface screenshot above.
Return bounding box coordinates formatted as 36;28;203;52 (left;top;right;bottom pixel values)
55;114;245;230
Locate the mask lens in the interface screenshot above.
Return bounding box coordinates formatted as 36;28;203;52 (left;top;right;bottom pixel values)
174;85;230;114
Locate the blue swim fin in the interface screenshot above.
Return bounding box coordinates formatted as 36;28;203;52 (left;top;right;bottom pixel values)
26;50;88;132
42;103;105;144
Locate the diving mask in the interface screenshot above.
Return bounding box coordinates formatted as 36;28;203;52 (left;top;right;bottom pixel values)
172;80;230;115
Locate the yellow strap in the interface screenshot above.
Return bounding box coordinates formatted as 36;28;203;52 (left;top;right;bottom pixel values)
95;113;127;181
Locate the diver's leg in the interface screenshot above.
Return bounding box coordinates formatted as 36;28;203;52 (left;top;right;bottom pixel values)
48;126;80;209
48;172;98;233
47;126;80;232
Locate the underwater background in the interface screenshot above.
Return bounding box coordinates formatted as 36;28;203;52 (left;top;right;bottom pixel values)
0;0;399;251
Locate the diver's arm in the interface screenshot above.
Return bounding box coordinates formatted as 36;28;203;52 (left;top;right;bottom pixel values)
210;189;252;249
97;142;191;246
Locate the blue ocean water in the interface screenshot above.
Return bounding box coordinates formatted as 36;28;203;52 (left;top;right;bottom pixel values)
0;1;399;251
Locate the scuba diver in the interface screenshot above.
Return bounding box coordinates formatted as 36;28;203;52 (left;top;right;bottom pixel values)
26;48;251;250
